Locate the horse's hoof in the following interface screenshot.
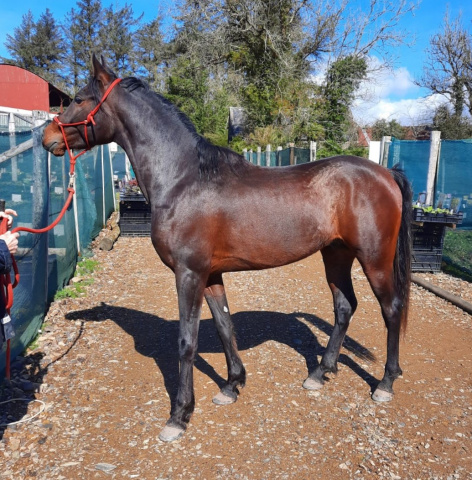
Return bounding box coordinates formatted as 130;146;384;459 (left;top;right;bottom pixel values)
159;425;185;442
213;391;237;405
372;388;394;403
303;377;324;391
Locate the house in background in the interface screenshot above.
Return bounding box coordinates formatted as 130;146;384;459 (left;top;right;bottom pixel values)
0;64;71;113
228;107;246;143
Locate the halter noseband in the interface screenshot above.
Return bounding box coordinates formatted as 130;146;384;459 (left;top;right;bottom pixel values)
53;78;122;172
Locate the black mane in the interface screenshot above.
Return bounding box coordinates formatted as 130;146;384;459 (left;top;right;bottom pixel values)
119;76;247;178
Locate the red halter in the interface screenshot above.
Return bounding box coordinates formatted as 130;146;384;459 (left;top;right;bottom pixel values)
53;78;122;172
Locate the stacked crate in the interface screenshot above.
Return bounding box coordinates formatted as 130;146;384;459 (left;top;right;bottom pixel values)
119;194;151;236
411;211;463;272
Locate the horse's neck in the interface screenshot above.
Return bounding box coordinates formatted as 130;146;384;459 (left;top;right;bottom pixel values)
115;104;199;202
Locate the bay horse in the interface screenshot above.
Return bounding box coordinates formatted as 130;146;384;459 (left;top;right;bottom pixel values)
43;55;412;442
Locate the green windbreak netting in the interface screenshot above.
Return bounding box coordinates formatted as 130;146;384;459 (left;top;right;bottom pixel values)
0;126;50;373
245;147;312;166
437;140;472;229
0;122;117;377
387;139;431;202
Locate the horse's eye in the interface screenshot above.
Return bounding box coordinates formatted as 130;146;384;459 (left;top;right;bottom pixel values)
75;97;83;104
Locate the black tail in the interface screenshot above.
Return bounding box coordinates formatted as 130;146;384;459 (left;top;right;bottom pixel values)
390;166;412;335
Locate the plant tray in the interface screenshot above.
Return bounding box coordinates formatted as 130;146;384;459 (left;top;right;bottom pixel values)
413;209;463;224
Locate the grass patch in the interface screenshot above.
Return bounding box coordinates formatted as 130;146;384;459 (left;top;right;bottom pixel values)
442;229;472;282
53;258;100;301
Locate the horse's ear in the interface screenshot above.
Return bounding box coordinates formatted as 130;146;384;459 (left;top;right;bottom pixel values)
92;53;113;87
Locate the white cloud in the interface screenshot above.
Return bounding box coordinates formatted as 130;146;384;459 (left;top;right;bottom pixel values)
352;58;447;126
353;93;447;126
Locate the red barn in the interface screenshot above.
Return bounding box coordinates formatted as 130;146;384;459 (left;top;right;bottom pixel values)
0;64;71;113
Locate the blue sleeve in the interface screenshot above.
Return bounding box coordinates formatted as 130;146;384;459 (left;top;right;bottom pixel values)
0;239;12;274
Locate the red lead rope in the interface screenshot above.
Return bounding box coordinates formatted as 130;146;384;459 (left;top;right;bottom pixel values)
2;78;122;379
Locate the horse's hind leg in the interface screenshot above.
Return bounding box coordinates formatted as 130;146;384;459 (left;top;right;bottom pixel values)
304;245;357;390
362;262;404;402
205;274;246;405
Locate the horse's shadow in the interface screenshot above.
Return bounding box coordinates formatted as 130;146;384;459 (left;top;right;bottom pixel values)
65;304;379;404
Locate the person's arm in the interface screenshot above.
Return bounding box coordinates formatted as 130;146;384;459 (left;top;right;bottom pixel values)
0;239;12;274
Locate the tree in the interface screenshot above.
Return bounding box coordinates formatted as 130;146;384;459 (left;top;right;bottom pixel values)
100;3;142;77
2;11;36;70
418;10;472;117
166;57;233;142
371;118;405;140
433;104;472;140
32;9;65;84
63;0;104;92
321;55;368;142
134;16;167;91
2;9;64;85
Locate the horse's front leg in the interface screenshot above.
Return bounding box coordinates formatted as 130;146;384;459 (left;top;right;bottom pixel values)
205;274;246;405
159;268;206;443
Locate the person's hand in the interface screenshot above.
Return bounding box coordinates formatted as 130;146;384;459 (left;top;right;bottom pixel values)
0;209;17;228
0;231;19;254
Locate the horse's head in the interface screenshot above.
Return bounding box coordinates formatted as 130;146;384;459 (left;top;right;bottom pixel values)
43;55;120;157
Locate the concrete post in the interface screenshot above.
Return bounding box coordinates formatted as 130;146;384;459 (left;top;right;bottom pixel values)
426;131;441;206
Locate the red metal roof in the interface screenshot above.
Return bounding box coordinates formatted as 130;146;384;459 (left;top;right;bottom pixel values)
0;64;71;113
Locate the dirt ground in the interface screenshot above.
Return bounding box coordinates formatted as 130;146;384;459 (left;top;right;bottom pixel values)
1;236;472;480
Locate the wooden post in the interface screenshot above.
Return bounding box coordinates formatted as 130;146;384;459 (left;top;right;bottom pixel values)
242;148;247;161
257;146;261;166
266;144;271;166
426;130;441;206
289;143;295;165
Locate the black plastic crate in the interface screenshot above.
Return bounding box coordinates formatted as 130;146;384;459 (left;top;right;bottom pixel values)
411;223;446;250
411;223;447;272
119;222;151;237
411;251;442;272
120;195;151;212
119;194;151;236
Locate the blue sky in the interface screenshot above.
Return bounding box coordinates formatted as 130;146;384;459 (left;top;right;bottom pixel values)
1;0;471;125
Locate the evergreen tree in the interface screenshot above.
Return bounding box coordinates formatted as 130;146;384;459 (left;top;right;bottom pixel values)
322;55;368;142
63;0;103;92
134;16;167;92
3;11;38;71
32;9;65;84
100;3;142;77
2;9;64;85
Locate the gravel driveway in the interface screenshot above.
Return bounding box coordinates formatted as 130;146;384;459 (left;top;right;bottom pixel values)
1;236;471;480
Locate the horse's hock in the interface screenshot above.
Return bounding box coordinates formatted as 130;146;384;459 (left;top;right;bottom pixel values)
2;236;472;479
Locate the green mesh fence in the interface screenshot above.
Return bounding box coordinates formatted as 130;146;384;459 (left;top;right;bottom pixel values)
0;122;116;377
244;147;312;166
436;140;472;229
387;139;431;202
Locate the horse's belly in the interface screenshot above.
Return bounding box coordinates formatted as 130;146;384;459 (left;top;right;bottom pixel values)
212;217;330;271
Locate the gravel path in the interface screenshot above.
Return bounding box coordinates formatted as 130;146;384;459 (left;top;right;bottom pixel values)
1;236;471;480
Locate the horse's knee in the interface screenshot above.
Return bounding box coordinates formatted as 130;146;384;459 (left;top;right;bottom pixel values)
179;337;197;361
